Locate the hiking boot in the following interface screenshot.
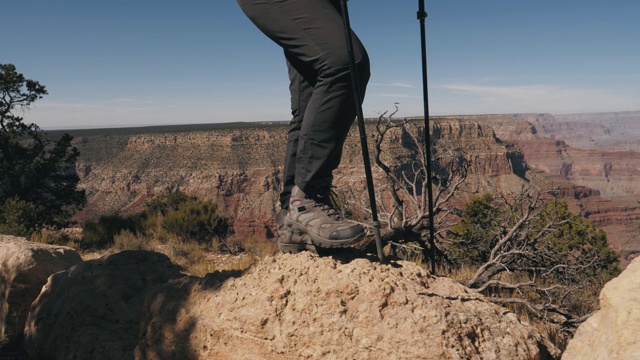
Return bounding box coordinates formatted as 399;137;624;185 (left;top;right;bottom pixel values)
285;186;364;248
276;209;317;254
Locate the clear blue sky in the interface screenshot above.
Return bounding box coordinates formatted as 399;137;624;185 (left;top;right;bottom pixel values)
2;0;639;129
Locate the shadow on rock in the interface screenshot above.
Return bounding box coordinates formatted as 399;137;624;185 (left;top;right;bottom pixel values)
315;239;407;269
22;249;559;359
0;334;28;360
1;235;82;342
23;250;242;360
315;246;378;264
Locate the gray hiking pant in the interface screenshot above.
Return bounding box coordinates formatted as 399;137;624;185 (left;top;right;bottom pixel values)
236;0;370;209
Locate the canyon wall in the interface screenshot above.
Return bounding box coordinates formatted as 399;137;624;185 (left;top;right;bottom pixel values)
469;113;640;265
546;111;640;150
70;113;640;265
72;118;526;240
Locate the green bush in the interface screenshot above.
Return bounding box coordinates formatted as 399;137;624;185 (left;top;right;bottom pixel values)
80;213;144;249
161;198;229;244
447;194;620;327
0;196;37;236
79;193;229;249
144;192;198;216
447;193;498;265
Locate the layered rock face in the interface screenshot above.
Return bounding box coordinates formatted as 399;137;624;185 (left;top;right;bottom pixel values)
512;140;640;203
469;112;640;202
74;126;285;239
72;119;525;241
0;235;82;340
545;111;640;150
562;256;640;360
25;250;556;359
511;112;640;204
471;113;640;266
69;113;640;265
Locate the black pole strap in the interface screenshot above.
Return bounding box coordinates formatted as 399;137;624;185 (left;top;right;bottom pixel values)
418;0;437;274
340;0;385;261
417;1;427;20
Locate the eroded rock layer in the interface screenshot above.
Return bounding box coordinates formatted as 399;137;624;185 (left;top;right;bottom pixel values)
67;113;640;265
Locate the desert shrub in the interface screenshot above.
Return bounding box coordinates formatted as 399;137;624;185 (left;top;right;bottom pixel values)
79;193;230;253
161;198;229;244
144;192;198;216
189;260;218;278
447;194;619;329
113;230;149;251
138;212;165;239
447;193;498;265
212;235;243;254
80;213;144;249
161;234;206;271
214;236;278;258
0;196;37;236
29;227;71;246
449;196;619;283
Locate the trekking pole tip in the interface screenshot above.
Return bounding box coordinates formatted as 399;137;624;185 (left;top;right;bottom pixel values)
372;221;386;262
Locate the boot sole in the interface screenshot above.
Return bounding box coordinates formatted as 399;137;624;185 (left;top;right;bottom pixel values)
286;221;364;248
278;242;318;254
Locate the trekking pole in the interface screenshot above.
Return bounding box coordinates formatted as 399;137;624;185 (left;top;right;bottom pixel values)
340;0;385;262
418;0;437;274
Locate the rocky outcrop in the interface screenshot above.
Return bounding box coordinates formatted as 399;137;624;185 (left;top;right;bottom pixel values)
24;250;557;359
0;235;82;340
436;113;545;141
562;256;640;359
24;251;183;359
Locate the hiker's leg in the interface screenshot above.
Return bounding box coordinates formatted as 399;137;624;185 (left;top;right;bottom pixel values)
280;58;313;210
237;0;370;199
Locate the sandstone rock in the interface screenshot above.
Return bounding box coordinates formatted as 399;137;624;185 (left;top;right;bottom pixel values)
25;250;556;359
562;256;640;360
0;235;82;340
24;250;185;359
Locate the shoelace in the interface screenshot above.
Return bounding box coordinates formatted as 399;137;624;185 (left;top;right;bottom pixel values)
320;203;342;220
313;196;342;221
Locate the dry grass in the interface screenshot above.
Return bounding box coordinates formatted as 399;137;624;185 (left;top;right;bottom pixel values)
99;230;276;277
28;228;74;247
113;230;149;251
438;262;603;352
445;263;478;283
236;236;279;257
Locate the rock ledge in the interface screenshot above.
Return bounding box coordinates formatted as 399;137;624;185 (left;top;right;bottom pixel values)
25;251;554;359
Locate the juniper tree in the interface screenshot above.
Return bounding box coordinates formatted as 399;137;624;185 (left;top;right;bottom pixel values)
348;105;618;328
448;192;619;325
0;64;85;235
